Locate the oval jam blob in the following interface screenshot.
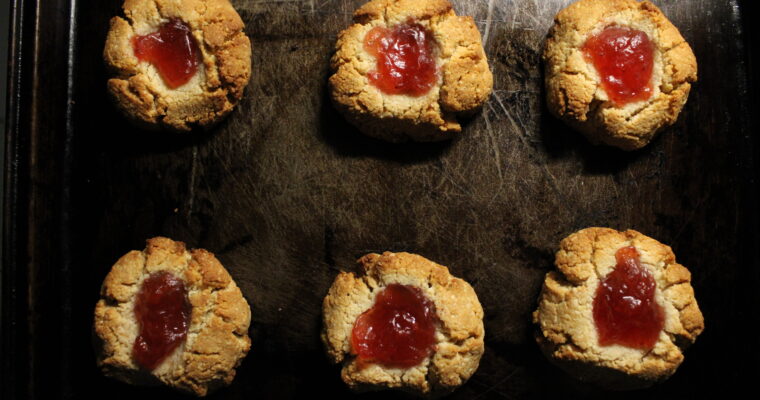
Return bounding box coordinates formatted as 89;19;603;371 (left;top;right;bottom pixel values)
351;284;437;368
582;26;655;106
593;246;665;350
363;22;438;97
132;19;201;89
133;271;191;370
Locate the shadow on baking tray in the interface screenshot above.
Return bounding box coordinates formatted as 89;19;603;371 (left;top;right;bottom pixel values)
317;86;455;164
537;103;651;176
92;100;224;156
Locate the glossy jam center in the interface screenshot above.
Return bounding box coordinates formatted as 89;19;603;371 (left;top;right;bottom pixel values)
132;19;200;89
133;271;191;370
582;26;654;105
593;246;665;350
363;22;438;96
351;284;437;368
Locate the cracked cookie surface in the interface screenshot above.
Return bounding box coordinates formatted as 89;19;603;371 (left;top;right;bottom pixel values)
94;237;251;396
322;252;484;396
533;228;704;389
104;0;251;131
329;0;493;142
544;0;697;150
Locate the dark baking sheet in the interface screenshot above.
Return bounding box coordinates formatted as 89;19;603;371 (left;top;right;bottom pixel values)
3;0;759;398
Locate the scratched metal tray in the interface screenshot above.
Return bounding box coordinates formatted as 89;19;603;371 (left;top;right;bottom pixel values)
3;0;759;398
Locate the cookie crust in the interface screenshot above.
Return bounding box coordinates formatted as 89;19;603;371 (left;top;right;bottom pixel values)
533;228;704;389
329;0;493;142
544;0;697;150
94;237;251;396
322;252;485;396
104;0;251;131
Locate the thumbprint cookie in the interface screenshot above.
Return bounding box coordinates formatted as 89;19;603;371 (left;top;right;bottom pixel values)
544;0;697;150
329;0;493;142
94;237;251;396
104;0;251;130
533;228;704;389
322;251;485;396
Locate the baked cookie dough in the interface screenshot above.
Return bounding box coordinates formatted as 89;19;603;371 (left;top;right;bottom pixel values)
533;228;704;389
104;0;251;131
322;252;484;396
329;0;493;142
544;0;697;150
94;237;251;396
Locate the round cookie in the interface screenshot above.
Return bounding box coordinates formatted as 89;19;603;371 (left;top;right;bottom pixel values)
329;0;493;142
544;0;697;150
93;237;251;396
533;228;704;389
104;0;251;131
322;252;485;396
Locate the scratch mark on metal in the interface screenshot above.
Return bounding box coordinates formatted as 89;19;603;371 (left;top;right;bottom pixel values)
500;102;574;215
473;368;520;399
492;90;511;117
435;166;471;197
627;169;639;191
486;101;498;118
483;111;504;182
483;0;495;45
187;147;199;220
501;101;531;149
674;192;710;241
522;11;541;27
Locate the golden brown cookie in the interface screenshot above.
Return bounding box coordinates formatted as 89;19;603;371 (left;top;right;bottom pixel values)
94;237;251;396
544;0;697;150
322;252;484;396
104;0;251;131
329;0;493;142
533;228;704;389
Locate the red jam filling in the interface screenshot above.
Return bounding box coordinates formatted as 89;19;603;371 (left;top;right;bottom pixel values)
351;284;437;368
133;271;191;370
132;19;200;89
363;22;438;96
582;26;655;105
593;246;665;350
